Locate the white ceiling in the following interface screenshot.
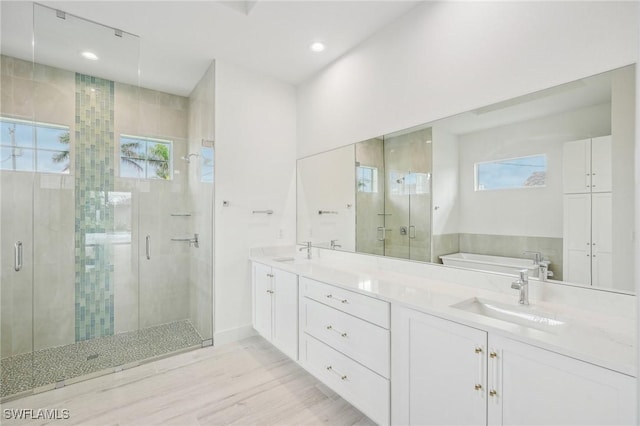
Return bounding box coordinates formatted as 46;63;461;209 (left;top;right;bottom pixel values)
1;1;422;96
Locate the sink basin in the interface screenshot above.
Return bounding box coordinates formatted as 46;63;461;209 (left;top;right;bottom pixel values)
451;297;568;333
272;256;296;263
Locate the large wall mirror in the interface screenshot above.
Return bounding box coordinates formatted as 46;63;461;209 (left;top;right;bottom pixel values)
297;64;635;293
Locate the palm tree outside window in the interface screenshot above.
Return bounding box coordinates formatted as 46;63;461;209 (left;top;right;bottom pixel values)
119;135;172;180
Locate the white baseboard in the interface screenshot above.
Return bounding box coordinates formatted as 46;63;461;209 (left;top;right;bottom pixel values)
213;324;256;346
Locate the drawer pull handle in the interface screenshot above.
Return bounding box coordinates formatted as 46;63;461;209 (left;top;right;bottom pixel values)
325;294;348;304
489;351;497;359
266;273;274;278
489;390;497;397
326;365;347;381
325;325;348;338
474;347;483;354
474;384;483;391
266;290;274;294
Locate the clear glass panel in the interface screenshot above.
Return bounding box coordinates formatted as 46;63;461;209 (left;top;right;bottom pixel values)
0;7;35;398
31;3;141;389
355;138;385;256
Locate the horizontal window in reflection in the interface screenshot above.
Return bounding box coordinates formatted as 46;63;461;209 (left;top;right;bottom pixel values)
476;154;547;191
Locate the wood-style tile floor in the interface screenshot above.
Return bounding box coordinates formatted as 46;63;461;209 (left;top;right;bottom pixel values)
1;336;375;425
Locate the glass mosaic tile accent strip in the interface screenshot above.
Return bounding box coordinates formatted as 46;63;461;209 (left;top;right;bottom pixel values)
0;320;203;399
74;74;116;341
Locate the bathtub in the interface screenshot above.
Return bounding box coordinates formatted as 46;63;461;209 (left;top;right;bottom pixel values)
439;252;539;277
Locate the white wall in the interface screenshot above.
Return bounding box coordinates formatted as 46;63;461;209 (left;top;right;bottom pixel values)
297;1;638;157
214;60;297;344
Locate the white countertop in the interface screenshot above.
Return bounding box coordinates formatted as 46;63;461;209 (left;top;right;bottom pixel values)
250;253;637;377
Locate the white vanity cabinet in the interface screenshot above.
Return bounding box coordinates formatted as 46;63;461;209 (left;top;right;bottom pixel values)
299;277;391;425
392;305;636;426
251;262;298;360
392;305;488;426
487;334;636;426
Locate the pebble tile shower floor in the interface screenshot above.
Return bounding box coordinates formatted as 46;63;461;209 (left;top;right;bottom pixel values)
0;320;202;399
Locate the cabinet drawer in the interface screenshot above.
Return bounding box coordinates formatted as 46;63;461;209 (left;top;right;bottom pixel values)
300;277;389;328
302;297;389;378
301;334;390;425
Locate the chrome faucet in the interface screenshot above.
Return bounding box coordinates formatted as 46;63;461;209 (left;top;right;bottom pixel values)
511;269;529;305
299;241;312;259
330;239;342;250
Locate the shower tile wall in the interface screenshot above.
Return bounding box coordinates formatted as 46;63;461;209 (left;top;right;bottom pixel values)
75;73;116;341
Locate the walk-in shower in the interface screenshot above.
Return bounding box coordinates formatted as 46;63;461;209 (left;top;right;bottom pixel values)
0;4;214;400
355;128;433;262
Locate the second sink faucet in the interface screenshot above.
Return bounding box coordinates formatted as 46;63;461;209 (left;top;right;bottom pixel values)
511;269;529;305
299;241;312;259
330;239;342;250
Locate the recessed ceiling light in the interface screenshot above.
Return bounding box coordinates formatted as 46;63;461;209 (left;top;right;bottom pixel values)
310;42;325;53
81;51;99;61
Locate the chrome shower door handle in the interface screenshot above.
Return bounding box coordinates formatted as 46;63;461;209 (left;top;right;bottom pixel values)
145;235;151;260
377;227;386;241
14;241;23;271
409;225;416;239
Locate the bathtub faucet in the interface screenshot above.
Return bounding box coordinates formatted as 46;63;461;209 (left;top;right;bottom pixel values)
523;251;551;281
523;251;542;264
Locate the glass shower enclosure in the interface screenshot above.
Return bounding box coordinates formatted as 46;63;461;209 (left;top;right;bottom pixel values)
355;127;433;262
0;4;213;400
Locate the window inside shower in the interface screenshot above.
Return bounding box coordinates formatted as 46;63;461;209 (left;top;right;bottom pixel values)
119;135;173;180
0;118;71;173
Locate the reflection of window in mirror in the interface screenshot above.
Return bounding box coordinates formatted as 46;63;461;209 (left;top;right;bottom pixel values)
200;145;214;183
475;154;547;191
357;165;377;193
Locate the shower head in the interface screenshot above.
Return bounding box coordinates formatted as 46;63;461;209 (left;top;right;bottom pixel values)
181;153;199;163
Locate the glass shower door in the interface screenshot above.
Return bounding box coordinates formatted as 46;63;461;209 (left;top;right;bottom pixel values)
0;152;35;398
30;4;142;387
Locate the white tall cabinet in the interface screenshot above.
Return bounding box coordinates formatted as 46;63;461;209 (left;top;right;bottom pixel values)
562;136;613;287
252;262;299;359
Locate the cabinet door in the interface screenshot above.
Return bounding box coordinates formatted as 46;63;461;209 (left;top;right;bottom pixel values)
252;262;273;339
563;193;591;285
392;306;487;426
590;136;612;193
562;139;590;193
591;193;613;288
488;335;636;426
272;267;298;360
